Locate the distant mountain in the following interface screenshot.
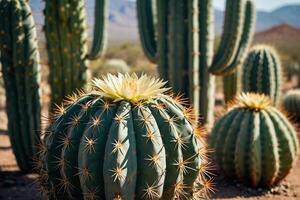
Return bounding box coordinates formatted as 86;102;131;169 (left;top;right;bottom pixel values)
29;1;300;43
254;24;300;44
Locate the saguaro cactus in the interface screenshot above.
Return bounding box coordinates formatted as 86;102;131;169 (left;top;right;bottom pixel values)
210;93;299;188
283;89;300;121
44;0;108;109
37;73;212;199
0;0;41;172
242;45;282;105
137;0;256;126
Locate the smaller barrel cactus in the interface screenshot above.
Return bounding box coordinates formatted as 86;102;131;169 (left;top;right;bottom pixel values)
283;89;300;121
242;46;282;105
210;93;299;188
36;73;213;199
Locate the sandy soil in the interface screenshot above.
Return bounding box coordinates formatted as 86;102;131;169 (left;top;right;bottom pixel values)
1;107;300;200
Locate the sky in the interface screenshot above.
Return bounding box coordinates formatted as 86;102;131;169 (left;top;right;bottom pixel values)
213;0;300;11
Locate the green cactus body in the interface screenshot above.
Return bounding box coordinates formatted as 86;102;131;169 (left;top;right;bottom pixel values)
210;93;299;188
283;89;300;121
45;0;108;109
138;0;255;126
242;46;282;105
136;0;157;62
0;0;41;172
37;73;211;199
222;0;256;103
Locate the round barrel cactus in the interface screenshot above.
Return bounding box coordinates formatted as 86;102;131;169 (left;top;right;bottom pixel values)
283;89;300;121
242;46;282;105
37;73;212;199
210;93;299;188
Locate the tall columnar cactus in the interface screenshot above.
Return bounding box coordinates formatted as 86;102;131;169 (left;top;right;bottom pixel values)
0;0;41;172
210;93;299;188
137;0;256;126
44;0;108;109
242;45;282;105
223;0;256;103
283;89;300;121
36;73;212;199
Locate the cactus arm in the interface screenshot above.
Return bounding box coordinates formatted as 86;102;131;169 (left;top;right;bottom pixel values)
149;101;183;199
137;0;157;63
0;1;27;169
78;99;118;199
222;110;245;177
266;110;295;184
198;0;215;126
44;0;64;106
221;0;256;75
70;0;88;91
103;102;137;199
89;0;108;59
209;0;245;75
132;105;166;199
19;0;41;157
156;0;170;81
45;95;94;198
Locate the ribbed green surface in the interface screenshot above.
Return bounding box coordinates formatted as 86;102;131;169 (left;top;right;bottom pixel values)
136;0;157;62
0;0;41;172
38;94;208;199
45;0;108;109
209;0;246;75
283;89;300;121
210;104;299;188
242;46;282;105
89;0;109;59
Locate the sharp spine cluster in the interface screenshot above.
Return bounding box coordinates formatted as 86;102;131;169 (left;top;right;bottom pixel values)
0;0;41;172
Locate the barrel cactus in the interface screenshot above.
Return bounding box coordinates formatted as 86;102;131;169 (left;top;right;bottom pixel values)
283;89;300;121
242;45;282;105
210;93;299;188
37;73;212;199
0;0;41;172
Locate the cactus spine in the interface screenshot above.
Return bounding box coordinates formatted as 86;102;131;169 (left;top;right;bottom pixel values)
223;0;256;103
45;0;108;109
138;0;256;126
0;0;41;172
210;93;299;188
242;46;282;105
283;89;300;121
37;73;211;199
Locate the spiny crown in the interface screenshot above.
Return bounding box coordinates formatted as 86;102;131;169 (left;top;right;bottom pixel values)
235;93;271;111
91;73;169;103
